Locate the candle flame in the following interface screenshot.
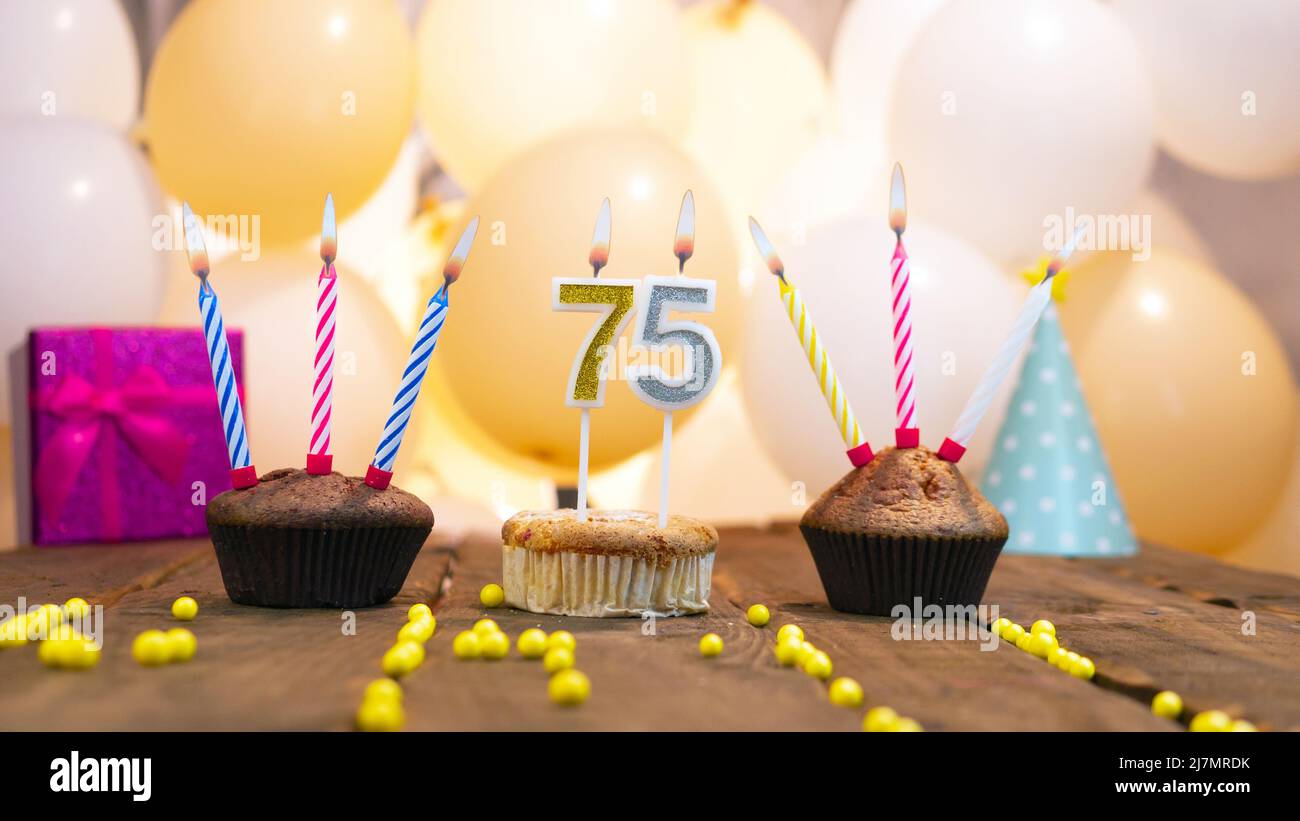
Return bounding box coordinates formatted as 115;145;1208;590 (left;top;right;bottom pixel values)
746;217;784;281
589;197;611;276
320;193;337;264
674;190;695;272
181;202;210;280
1046;225;1086;279
889;163;907;236
442;216;480;286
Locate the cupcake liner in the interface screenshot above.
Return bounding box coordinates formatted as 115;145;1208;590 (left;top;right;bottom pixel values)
502;545;713;617
799;526;1005;616
209;524;430;608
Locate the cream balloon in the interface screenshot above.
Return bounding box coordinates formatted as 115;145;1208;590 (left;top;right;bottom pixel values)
741;218;1022;493
1225;414;1300;576
757;132;883;245
158;253;407;477
888;0;1156;266
0;0;139;131
1067;250;1298;553
415;0;691;192
1113;0;1300;180
0;120;166;425
830;0;947;175
682;0;828;213
436;129;743;479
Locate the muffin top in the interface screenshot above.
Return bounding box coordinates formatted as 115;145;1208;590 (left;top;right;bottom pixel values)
207;468;433;530
502;509;718;562
801;446;1007;540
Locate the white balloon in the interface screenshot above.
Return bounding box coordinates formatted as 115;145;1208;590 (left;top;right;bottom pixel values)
888;0;1156;266
831;0;947;174
0;120;165;424
682;0;828;213
0;0;139;131
741;218;1022;493
756;133;883;242
1113;0;1300;180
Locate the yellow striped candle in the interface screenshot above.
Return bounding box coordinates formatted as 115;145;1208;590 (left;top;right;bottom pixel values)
750;218;873;466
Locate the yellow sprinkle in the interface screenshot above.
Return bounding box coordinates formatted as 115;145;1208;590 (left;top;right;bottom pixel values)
1189;710;1232;733
0;615;30;647
699;633;724;657
1028;631;1059;659
803;651;833;680
480;630;510;660
1229;719;1257;732
363;678;403;704
472;618;500;637
1151;690;1183;720
548;669;591;706
452;630;482;660
543;647;575;673
398;618;434;644
407;603;433;621
171;596;198;621
774;637;802;667
517;628;548;659
776;624;804;644
480;583;505;608
64;597;91;619
795;641;818;666
1030;619;1056;637
1002;623;1026;644
356;699;404;732
1067;656;1096;681
165;628;197;662
1048;646;1070;668
863;706;899;732
132;630;171;666
382;640;425;677
746;605;770;627
547;630;576;652
894;717;924;732
828;677;863;708
991;617;1011;636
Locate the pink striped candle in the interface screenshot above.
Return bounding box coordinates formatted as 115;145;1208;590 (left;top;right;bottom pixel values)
307;194;337;475
889;164;919;448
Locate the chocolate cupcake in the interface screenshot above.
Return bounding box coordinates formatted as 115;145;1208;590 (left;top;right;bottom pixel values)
206;468;433;608
501;509;717;617
800;446;1007;616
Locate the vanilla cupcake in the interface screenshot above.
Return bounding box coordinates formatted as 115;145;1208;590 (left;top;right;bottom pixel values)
501;510;717;617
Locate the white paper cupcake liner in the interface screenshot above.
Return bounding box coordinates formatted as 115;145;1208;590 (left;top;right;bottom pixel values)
502;544;713;617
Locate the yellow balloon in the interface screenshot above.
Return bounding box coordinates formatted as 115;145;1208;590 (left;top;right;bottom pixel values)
436;129;743;478
682;0;828;212
1064;249;1298;552
159;251;408;478
414;0;691;192
144;0;415;245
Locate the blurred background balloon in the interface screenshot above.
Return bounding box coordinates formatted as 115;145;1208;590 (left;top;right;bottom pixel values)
158;251;407;475
681;0;828;217
1063;249;1298;552
1226;416;1300;575
143;0;415;245
414;0;691;192
1113;0;1300;181
888;0;1155;266
434;128;743;480
0;0;140;131
741;218;1022;492
0;119;166;424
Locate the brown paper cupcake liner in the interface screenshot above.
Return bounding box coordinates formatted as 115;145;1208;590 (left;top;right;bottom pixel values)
799;526;1005;616
209;524;430;608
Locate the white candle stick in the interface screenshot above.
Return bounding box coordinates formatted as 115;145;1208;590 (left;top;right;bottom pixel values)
937;228;1084;463
308;193;337;475
578;198;611;521
889;164;919;448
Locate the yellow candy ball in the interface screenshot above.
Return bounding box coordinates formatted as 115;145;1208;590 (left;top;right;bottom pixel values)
356;699;404;732
894;717;924;732
991;617;1011;636
1068;656;1096;681
543;647;575;674
452;630;482;660
828;677;864;708
803;650;833;680
1229;719;1257;732
699;633;724;657
548;669;591;706
382;640;425;677
776;624;804;643
408;603;433;621
1065;651;1081;667
746;604;770;627
795;641;818;666
398;618;434;644
480;583;506;608
517;628;548;659
71;642;101;669
1028;631;1059;659
473;618;500;637
547;630;576;652
165;628;197;662
1049;646;1070;668
480;630;510;660
774;637;801;667
171;596;198;621
364;678;403;704
0;615;29;647
1151;690;1183;720
38;637;65;668
132;630;171;666
1030;619;1056;637
1015;632;1032;651
64;597;91;619
1002;623;1026;644
1190;710;1232;733
863;706;899;732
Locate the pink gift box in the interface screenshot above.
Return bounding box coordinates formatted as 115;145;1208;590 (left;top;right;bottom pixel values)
18;326;245;545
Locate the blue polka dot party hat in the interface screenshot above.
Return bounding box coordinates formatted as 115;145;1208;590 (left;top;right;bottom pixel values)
981;292;1137;557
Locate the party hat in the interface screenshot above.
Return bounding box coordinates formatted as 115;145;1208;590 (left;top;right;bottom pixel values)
980;301;1137;556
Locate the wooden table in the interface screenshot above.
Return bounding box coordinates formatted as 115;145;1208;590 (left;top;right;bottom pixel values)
2;524;1298;732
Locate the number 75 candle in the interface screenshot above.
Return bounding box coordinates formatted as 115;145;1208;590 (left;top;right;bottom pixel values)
182;203;258;489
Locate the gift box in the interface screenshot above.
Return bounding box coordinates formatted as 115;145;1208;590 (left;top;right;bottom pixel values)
16;327;245;545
